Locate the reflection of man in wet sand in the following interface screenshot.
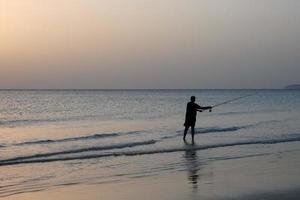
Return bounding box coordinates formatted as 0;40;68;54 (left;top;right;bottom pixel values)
184;96;212;143
184;141;200;191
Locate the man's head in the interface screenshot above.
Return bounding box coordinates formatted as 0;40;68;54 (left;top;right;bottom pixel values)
190;96;196;102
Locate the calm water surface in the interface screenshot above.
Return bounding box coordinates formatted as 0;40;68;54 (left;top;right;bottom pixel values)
0;90;300;197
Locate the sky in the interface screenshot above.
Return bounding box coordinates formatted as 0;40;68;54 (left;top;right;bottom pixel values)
0;0;299;89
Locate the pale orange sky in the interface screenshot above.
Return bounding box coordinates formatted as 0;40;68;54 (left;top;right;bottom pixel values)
1;0;299;89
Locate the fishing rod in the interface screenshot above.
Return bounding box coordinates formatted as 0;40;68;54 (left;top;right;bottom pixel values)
206;94;253;112
212;94;253;108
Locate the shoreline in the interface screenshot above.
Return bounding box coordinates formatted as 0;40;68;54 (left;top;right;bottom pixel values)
2;143;300;200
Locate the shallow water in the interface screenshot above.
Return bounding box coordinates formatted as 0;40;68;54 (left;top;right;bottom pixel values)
0;90;300;197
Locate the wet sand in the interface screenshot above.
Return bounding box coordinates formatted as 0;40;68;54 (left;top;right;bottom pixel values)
2;143;300;200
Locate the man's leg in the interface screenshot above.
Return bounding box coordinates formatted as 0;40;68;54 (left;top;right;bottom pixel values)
183;126;189;141
191;126;195;144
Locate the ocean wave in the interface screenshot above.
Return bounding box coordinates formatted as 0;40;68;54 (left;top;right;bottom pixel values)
0;140;157;166
0;114;107;127
162;126;247;139
0;119;65;127
196;126;247;134
1;136;300;166
16;131;140;146
195;120;282;134
163;119;285;140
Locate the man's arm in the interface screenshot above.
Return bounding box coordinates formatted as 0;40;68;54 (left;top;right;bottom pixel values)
197;105;212;112
200;106;212;110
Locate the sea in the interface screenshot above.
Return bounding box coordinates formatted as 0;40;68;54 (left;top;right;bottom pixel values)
0;89;300;198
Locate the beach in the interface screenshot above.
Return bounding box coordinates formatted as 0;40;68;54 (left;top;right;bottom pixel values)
1;90;300;199
2;141;300;200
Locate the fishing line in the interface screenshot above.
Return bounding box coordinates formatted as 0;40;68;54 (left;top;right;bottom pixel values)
212;94;253;108
206;94;253;112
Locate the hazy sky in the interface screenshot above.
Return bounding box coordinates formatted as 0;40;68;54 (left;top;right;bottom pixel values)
1;0;299;89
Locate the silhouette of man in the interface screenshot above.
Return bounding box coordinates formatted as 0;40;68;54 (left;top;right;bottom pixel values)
184;96;212;143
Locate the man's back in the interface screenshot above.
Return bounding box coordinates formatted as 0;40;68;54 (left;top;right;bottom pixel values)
186;101;200;120
185;101;201;127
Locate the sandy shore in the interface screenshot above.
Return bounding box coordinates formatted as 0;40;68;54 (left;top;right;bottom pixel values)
2;142;300;200
3;175;300;200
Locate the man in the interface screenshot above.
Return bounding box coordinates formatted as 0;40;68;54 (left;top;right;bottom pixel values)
183;96;212;143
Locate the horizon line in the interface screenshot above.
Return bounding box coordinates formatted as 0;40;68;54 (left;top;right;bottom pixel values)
0;88;289;90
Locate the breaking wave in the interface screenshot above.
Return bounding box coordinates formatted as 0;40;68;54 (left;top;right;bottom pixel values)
16;131;141;146
195;126;247;134
1;136;300;166
161;126;248;139
0;140;157;165
0;114;108;127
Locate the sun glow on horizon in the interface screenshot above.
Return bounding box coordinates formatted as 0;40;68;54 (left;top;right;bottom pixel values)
1;0;299;89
